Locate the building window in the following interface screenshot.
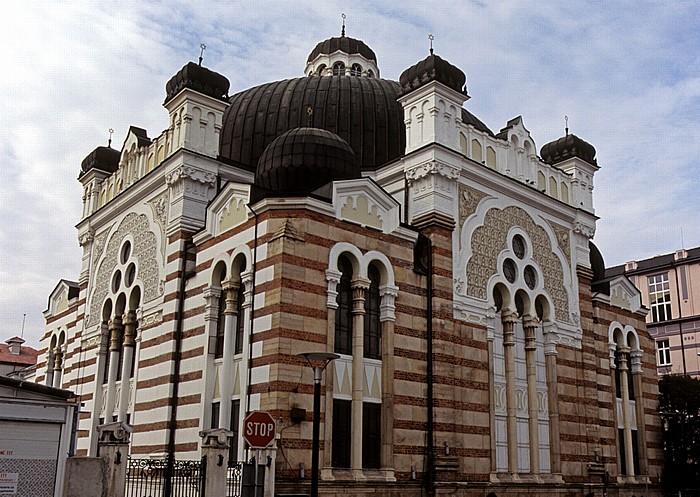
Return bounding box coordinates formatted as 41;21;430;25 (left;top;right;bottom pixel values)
648;273;672;322
335;256;353;355
332;62;345;76
364;265;381;359
234;283;245;355
362;402;381;468
229;399;240;464
350;63;362;76
332;399;351;468
215;291;226;359
657;339;671;366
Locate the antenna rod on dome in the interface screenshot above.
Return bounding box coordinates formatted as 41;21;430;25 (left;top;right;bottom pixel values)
341;13;346;37
108;128;114;147
565;115;569;136
199;43;206;65
21;313;26;339
428;33;434;55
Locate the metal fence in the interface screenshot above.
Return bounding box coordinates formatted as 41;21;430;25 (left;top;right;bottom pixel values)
126;457;206;497
227;461;244;497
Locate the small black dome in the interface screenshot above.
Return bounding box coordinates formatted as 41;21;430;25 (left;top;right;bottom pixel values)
79;146;120;178
307;36;377;63
165;62;230;105
541;133;597;167
399;52;467;96
255;128;360;194
589;241;606;283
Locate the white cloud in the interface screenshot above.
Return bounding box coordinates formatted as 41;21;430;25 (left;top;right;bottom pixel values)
1;0;699;346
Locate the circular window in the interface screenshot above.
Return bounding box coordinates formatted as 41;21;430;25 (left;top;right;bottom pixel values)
512;235;526;259
125;263;136;287
524;265;537;289
112;270;122;293
503;258;517;283
120;241;132;264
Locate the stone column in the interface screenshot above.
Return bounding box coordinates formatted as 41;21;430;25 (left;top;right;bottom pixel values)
52;347;63;389
351;278;369;475
219;278;240;429
617;347;635;475
45;351;55;387
523;316;539;475
543;324;561;475
118;311;137;422
379;284;398;476
322;270;341;476
630;349;648;475
502;310;519;474
103;316;123;420
200;428;233;497
97;421;132;497
486;310;497;473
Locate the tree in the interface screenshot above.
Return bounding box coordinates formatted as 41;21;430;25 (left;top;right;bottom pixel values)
659;374;700;493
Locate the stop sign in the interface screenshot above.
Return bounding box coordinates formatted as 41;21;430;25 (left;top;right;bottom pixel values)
243;411;276;448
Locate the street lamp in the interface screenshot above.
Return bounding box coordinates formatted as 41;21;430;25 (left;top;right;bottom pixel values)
297;352;339;497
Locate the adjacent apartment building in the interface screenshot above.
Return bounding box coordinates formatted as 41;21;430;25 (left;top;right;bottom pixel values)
607;247;700;377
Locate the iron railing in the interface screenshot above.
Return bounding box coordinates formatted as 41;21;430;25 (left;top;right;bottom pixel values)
227;461;244;497
126;457;206;497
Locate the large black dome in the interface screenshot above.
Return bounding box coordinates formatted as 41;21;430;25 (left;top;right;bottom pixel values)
255;128;359;194
219;76;405;171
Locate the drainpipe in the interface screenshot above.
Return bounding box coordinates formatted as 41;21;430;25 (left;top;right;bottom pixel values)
165;237;194;497
245;204;260;418
415;234;434;496
673;266;687;375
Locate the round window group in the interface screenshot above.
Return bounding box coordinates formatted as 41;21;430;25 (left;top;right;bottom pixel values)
112;240;138;295
501;235;538;290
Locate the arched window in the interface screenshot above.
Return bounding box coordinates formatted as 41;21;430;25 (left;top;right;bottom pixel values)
366;69;374;78
234;282;245;355
335;255;353;355
332;62;345;76
215;290;226;358
350;63;362;76
316;64;326;76
364;264;381;359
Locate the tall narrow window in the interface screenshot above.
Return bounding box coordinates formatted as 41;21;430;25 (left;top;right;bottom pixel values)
103;326;111;385
229;399;240;465
335;256;353;355
364;265;381;359
332;399;351;467
648;273;672;322
657;339;671;366
234;283;245;355
215;291;226;358
362;402;381;468
332;62;345;76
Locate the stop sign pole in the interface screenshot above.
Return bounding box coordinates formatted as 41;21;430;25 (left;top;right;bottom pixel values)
243;411;276;448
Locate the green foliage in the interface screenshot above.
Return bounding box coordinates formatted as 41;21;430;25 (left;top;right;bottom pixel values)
659;375;700;490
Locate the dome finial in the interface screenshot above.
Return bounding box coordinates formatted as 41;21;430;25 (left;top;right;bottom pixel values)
108;128;114;148
341;13;346;37
198;43;206;66
565;115;569;136
428;33;434;55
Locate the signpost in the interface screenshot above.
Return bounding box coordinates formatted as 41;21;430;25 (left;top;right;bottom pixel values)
243;411;276;449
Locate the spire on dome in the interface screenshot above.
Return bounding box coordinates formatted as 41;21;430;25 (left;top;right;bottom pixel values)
341;13;346;37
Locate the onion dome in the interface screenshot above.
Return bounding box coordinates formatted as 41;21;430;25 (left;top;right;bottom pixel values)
399;52;467;96
79;146;120;179
589;241;606;282
255;128;360;194
164;62;230;105
220;76;405;171
540;133;597;167
307;36;377;64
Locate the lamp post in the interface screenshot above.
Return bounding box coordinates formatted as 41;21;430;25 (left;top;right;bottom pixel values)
297;352;339;497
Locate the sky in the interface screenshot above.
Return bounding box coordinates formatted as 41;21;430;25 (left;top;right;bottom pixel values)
1;1;699;348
